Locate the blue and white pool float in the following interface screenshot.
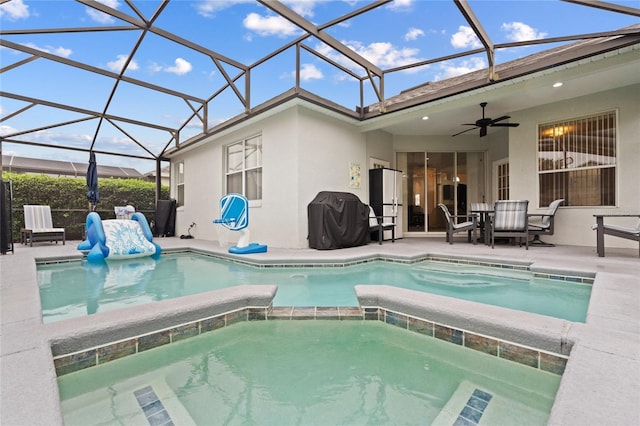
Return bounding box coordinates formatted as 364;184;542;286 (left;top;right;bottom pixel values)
78;212;161;262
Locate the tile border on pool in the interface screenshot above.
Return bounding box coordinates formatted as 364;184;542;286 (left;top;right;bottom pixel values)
36;249;595;285
52;304;567;378
151;249;596;285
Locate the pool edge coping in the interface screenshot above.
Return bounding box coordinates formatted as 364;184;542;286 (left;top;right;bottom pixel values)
3;242;638;426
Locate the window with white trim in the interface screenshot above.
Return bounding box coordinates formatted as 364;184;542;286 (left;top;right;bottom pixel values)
537;111;616;207
495;160;509;200
176;161;185;207
226;135;262;200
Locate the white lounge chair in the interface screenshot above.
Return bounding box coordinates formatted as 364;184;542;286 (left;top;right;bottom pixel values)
22;205;65;247
593;215;640;257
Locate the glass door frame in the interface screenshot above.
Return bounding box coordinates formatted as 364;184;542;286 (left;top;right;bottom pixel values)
398;150;486;235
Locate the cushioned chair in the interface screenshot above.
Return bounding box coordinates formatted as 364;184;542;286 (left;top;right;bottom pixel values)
491;200;529;250
438;203;477;244
21;205;65;247
369;205;396;244
528;199;564;246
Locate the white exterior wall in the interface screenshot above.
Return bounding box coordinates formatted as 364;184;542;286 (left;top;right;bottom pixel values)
170;85;638;250
365;130;394;169
296;107;368;247
509;84;640;248
171;104;367;249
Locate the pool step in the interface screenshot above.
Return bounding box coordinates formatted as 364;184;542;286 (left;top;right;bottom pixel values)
432;381;550;426
409;271;507;288
60;375;196;425
414;262;532;280
134;385;175;426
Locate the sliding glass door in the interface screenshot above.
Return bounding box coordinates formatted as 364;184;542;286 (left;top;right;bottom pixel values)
397;151;485;234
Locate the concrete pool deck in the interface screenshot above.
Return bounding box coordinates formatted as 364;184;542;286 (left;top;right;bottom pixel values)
1;237;638;425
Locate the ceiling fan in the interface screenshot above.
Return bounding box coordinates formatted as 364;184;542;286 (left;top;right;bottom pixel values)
452;102;519;137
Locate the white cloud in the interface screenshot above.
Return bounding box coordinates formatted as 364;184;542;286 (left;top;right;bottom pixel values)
387;0;413;11
434;57;486;80
282;0;318;18
0;125;19;136
315;41;429;76
23;42;72;58
165;58;192;75
148;62;163;73
0;0;29;20
405;27;424;41
243;12;300;37
10;129;92;148
451;25;481;49
501;22;547;42
106;54;139;72
195;0;252;18
148;59;192;75
316;40;423;73
297;63;323;81
86;0;121;24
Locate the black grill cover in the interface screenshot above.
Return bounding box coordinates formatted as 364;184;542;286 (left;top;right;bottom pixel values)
308;191;370;249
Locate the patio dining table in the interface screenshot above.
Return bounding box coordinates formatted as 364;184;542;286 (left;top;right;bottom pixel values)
471;202;493;244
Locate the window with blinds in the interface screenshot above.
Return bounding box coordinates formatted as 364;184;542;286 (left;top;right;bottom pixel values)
537;111;616;207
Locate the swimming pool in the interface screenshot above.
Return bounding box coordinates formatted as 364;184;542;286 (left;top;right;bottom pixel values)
58;321;560;425
38;251;592;323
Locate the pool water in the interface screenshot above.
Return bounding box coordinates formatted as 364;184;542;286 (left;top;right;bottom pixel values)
38;252;591;323
58;321;560;425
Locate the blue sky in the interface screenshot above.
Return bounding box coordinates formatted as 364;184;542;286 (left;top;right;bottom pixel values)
1;0;638;173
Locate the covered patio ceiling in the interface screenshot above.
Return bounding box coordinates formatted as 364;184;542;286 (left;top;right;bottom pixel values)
1;0;639;173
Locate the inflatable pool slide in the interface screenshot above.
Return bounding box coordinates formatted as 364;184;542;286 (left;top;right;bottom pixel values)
78;212;161;262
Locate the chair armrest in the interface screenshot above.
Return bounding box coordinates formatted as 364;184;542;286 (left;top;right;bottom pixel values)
527;213;553;228
371;215;396;227
450;214;478;224
450;214;476;220
527;213;549;219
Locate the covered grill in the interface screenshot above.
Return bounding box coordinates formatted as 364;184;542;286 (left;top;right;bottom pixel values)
307;191;370;249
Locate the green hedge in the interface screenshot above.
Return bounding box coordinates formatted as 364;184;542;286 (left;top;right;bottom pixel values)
3;172;170;241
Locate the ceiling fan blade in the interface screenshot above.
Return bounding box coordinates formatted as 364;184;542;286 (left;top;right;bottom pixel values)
491;122;520;127
456;103;515;137
488;115;510;125
451;127;478;137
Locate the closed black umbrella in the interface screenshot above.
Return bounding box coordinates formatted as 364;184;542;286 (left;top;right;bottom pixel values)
86;151;99;211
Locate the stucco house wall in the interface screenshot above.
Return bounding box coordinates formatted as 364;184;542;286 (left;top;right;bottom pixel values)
170;83;638;250
171;106;299;247
172;104;368;248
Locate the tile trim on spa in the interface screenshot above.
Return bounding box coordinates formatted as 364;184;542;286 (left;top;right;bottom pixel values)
52;305;568;378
